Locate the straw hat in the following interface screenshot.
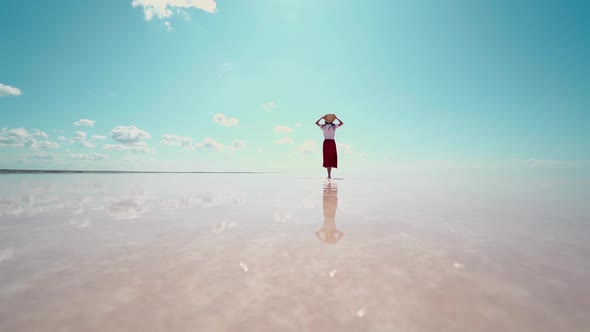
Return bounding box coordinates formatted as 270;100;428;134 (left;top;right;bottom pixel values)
324;113;336;123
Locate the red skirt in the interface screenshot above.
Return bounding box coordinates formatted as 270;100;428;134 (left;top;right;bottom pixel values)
323;139;338;168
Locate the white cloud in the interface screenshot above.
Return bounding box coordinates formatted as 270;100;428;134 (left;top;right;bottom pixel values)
195;137;224;151
261;101;276;112
275;137;294;145
102;141;155;153
32;129;48;139
103;127;155;152
31;141;60;149
296;140;317;154
131;0;217;21
1;128;57;150
338;143;353;154
69;153;109;161
0;83;22;97
231;139;247;150
273;125;293;134
111;125;151;144
57;136;66;141
164;21;173;31
295;122;302;127
19;152;55;162
73;119;96;127
70;131;87;142
80;141;95;148
0;128;36;147
161;134;194;150
213;113;239;127
69;131;97;148
91;135;107;140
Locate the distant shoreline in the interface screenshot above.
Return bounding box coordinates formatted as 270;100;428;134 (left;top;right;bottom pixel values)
0;169;281;174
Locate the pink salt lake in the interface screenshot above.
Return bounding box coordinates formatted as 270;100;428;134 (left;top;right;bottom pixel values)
0;173;588;332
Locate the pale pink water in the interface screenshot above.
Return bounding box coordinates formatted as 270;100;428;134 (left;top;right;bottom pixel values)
0;174;588;332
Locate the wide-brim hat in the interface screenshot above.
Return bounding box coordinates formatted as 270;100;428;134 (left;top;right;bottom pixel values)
324;114;336;122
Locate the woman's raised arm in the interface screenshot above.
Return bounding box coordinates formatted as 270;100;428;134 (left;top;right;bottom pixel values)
315;116;325;127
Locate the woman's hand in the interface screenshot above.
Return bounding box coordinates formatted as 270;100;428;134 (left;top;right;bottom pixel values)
315;116;325;127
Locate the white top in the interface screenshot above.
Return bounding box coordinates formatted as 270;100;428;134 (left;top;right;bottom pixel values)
321;124;340;139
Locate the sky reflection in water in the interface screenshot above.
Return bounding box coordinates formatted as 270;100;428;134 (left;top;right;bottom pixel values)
0;174;589;332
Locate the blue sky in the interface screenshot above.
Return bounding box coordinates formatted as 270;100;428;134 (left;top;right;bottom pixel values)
1;0;589;175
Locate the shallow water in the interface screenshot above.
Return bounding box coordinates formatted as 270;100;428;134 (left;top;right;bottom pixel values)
0;174;589;332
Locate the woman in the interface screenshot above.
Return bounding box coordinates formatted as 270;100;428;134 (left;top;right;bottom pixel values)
315;113;344;179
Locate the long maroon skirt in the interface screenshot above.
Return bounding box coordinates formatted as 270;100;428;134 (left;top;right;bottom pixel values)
323;139;338;168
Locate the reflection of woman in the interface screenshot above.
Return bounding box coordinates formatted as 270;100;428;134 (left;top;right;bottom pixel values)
316;181;343;244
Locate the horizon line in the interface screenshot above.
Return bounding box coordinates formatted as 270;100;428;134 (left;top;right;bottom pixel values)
0;169;285;174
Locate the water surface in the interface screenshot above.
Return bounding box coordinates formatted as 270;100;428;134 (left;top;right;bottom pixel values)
0;174;588;331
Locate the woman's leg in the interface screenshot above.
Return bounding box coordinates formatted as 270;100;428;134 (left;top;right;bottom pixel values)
327;167;332;179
